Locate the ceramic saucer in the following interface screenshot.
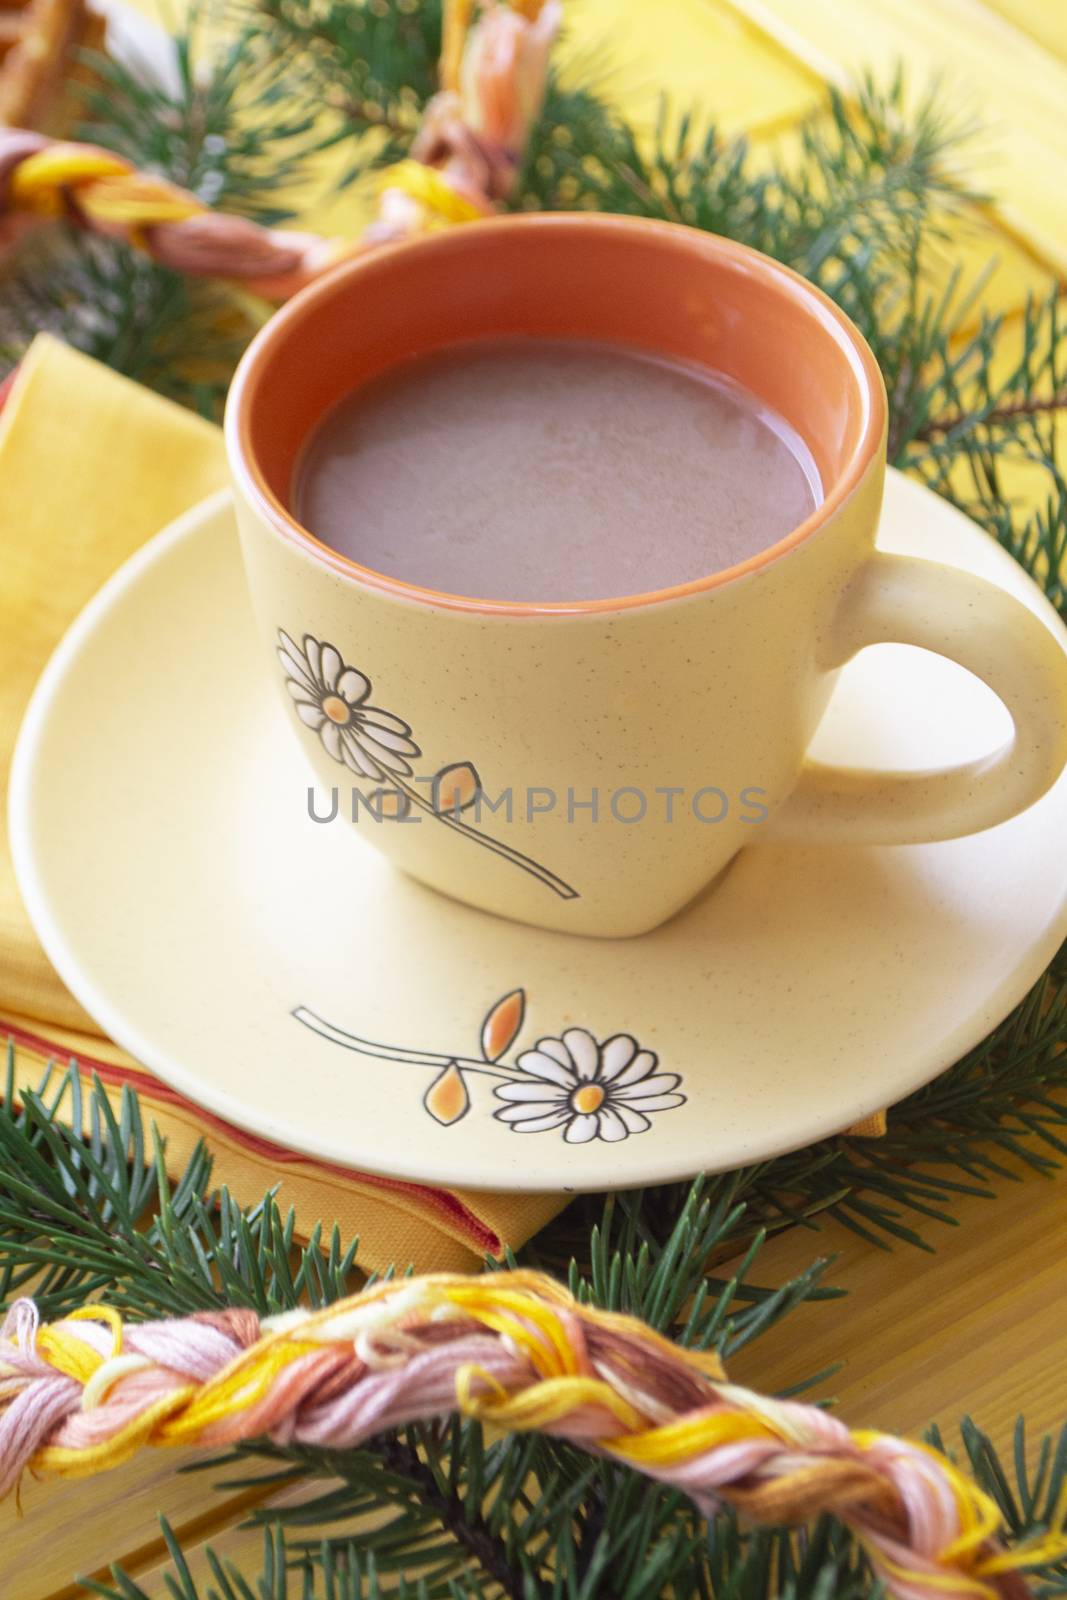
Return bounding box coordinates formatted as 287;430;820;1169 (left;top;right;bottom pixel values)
10;471;1067;1192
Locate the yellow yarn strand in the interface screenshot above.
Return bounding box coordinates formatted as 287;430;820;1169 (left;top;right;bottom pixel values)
4;143;210;258
440;0;474;93
377;160;486;225
9;146;131;212
978;1532;1067;1575
33;1388;198;1480
439;1282;580;1377
66;1303;124;1358
33;1327;106;1386
461;1371;647;1433
861;1546;996;1600
853;1431;1002;1562
79;176;205;229
158;1339;325;1445
608;1410;774;1467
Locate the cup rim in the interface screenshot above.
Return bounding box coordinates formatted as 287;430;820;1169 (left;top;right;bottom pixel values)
226;213;887;617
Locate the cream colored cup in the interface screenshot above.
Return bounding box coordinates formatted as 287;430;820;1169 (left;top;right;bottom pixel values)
226;215;1067;938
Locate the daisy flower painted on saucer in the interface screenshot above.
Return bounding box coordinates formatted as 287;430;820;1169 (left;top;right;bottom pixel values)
278;630;420;780
293;989;686;1145
494;1030;684;1143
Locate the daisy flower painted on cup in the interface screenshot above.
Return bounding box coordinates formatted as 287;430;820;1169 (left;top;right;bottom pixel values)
293;991;686;1146
278;631;420;780
277;628;579;899
494;1029;684;1143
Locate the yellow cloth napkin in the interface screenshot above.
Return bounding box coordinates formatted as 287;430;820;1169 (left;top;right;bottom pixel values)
0;332;565;1272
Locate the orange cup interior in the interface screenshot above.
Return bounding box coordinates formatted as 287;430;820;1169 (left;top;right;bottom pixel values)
227;213;886;614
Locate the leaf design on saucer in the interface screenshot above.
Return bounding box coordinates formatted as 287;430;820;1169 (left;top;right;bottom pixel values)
481;988;525;1063
423;1062;470;1125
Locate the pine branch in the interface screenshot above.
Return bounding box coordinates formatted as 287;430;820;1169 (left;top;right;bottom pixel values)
75;20;317;226
1;1042;1064;1595
78;1422;1067;1599
247;0;443;184
914;389;1067;443
0;228;261;417
0;1054;835;1342
228;1427;565;1597
0;1054;362;1320
79;1522;445;1599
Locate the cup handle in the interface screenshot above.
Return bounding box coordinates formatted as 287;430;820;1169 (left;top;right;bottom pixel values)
768;552;1067;845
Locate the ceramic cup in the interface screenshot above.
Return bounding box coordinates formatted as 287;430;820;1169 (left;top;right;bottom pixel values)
226;214;1067;938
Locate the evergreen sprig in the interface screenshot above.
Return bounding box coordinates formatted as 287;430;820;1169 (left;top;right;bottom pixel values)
76;18;316;223
2;1058;1064;1600
241;0;442;186
0;230;257;416
70;1428;1067;1599
0;1052;364;1321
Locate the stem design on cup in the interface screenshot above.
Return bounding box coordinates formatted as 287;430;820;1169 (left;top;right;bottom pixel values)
277;628;578;900
293;988;687;1143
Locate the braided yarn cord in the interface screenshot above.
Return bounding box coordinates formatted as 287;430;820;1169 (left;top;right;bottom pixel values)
1;1271;1063;1598
0;0;562;295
